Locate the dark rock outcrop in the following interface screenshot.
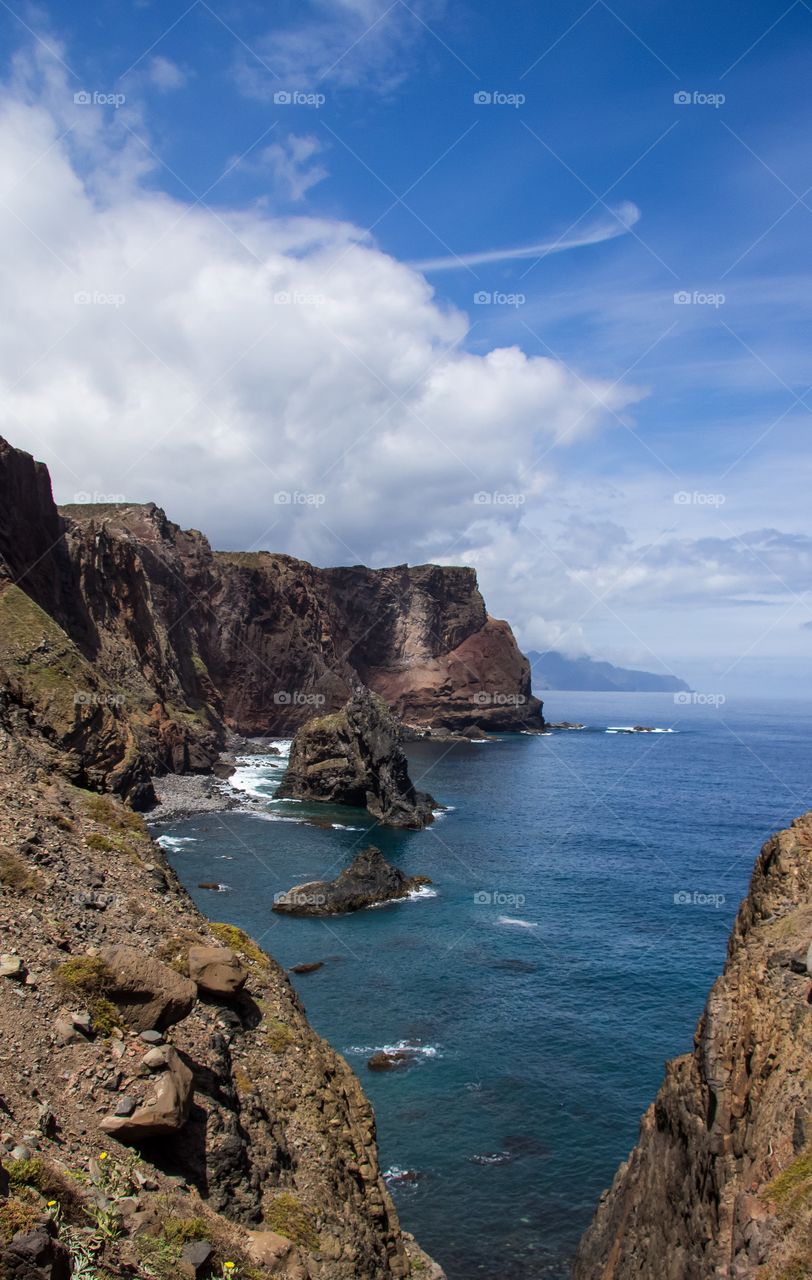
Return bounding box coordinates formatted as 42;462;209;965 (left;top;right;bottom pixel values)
273;846;431;916
277;690;437;828
574;812;812;1280
0;436;542;807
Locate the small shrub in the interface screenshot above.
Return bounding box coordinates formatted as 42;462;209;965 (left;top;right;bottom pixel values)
54;955;112;996
264;1193;319;1251
0;1197;40;1242
0;848;40;892
6;1157;50;1192
265;1017;294;1054
90;997;121;1037
210;923;269;968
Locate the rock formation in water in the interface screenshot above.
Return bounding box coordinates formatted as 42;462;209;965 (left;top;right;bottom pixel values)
574;812;812;1280
0;436;542;808
273;846;431;916
0;667;442;1277
276;690;436;828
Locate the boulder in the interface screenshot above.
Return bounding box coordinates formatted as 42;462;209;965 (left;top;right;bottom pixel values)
179;1240;213;1278
276;689;436;828
273;847;432;917
244;1230;307;1278
1;1227;71;1280
0;954;25;980
100;945;196;1031
367;1049;418;1071
100;1045;193;1139
187;946;247;998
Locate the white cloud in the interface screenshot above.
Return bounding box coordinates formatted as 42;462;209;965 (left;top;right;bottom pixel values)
0;56;638;584
250;134;329;202
146;56;188;92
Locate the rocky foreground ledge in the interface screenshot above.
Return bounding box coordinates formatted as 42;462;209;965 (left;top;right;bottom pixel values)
574;812;812;1280
0;719;444;1278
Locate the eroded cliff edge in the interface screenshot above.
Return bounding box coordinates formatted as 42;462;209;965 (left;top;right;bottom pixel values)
0;657;442;1277
574;813;812;1280
0;436;542;807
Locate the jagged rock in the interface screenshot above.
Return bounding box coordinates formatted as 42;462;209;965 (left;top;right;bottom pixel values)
100;945;196;1031
1;1226;71;1280
179;1240;213;1278
574;812;812;1280
100;1045;193;1139
367;1050;416;1072
277;690;436;828
273;847;431;917
290;961;324;974
53;1016;82;1045
187;946;247;998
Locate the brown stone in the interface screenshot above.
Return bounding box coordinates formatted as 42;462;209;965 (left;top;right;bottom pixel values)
100;1045;193;1139
187;945;247;998
100;944;196;1031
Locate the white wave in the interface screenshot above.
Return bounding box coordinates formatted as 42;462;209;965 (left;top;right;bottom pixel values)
155;835;198;851
344;1040;440;1059
406;885;438;900
199;882;232;893
606;726;675;734
496;916;538;929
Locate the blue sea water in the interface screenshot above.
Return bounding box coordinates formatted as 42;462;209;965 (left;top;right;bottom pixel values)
154;694;812;1279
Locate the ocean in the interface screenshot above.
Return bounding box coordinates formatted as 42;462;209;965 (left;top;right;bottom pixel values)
153;693;812;1278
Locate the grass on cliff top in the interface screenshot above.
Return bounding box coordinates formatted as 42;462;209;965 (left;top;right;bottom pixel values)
214;550;267;567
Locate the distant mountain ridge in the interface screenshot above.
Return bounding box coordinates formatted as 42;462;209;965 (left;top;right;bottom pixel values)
527;649;690;693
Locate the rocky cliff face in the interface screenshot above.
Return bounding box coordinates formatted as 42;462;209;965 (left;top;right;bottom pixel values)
0;437;542;806
277;690;436;828
574;813;812;1280
0;639;442;1278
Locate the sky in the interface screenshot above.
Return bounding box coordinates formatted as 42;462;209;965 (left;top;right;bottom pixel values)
0;0;810;695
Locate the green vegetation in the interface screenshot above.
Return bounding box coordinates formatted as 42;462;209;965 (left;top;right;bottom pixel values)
263;1193;320;1251
0;847;40;892
53;956;121;1035
265;1017;295;1054
209;923;269;968
54;955;112;996
766;1149;812;1213
76;789;147;837
0;1197;40;1242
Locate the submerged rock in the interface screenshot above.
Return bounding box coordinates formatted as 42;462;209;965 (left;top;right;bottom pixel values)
273;846;431;917
276;689;436;828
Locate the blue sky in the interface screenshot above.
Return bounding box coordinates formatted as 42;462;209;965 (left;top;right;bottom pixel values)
0;0;810;693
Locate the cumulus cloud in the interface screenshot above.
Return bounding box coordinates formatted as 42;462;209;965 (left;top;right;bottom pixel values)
0;52;640;581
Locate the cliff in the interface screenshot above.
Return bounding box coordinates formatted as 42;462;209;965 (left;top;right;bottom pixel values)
0;437;542;807
574;812;812;1280
0;624;442;1277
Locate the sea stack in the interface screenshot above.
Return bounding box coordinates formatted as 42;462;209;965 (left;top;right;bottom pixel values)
276;688;437;828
